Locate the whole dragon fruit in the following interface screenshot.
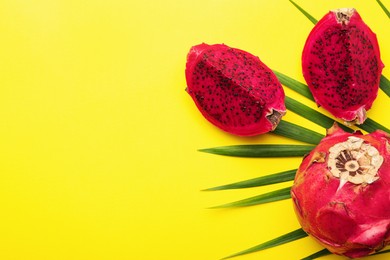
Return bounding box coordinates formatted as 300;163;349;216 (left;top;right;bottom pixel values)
302;8;384;124
185;43;286;136
291;123;390;258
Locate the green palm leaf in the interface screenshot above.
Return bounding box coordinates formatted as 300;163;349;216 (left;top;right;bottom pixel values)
221;228;308;259
273;70;314;100
203;169;296;191
273;120;323;144
285;96;353;132
302;247;390;259
199;144;314;157
373;248;390;256
288;0;318;24
360;118;390;133
209;187;291;208
380;75;390;97
376;0;390;18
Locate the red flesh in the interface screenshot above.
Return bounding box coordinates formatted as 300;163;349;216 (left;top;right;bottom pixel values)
302;9;384;124
186;43;285;136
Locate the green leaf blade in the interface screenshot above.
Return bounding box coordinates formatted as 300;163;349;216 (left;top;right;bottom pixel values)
210;187;291;208
222;228;308;259
285;96;354;132
199;144;314;158
372;248;390;256
203;169;296;191
288;0;318;24
359;118;390;134
302;247;390;259
273;70;314;101
376;0;390;19
273;120;324;145
380;75;390;97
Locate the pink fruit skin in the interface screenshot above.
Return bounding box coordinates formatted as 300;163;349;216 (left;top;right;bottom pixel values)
302;9;384;124
185;43;286;136
291;124;390;258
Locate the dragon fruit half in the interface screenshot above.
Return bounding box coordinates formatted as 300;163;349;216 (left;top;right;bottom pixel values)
302;8;384;124
291;124;390;258
185;43;286;136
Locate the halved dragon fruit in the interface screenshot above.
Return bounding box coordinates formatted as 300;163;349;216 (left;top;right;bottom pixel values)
291;123;390;258
302;8;384;124
185;43;286;136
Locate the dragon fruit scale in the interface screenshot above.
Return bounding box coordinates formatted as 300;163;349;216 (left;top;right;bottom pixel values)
302;8;384;124
185;43;286;136
291;123;390;258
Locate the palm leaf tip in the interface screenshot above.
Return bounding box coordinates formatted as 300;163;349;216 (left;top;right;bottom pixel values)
221;228;308;259
209;187;292;209
301;248;331;260
288;0;318;24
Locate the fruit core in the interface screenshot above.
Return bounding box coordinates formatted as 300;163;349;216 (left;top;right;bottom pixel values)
328;136;384;185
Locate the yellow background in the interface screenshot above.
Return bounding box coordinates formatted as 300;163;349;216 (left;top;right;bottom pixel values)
0;0;389;259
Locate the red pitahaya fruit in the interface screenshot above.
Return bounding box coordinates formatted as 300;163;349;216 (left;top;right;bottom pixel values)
291;123;390;258
185;43;286;136
302;8;384;124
